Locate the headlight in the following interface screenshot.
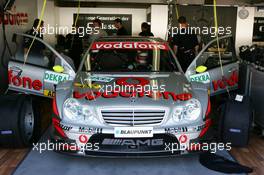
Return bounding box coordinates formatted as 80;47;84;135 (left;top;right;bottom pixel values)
63;98;93;122
173;99;202;122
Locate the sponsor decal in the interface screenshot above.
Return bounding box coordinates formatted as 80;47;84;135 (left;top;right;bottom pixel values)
8;70;43;91
84;76;114;83
114;127;153;138
102;138;164;146
235;94;244;102
79;127;102;134
229;128;241;133
116;77;150;87
9;66;23;75
79;135;89;144
43;90;55;97
196;125;205;132
165;125;204;134
74;83;101;89
74;90;192;102
0;6;29;26
59;124;73;131
74;77;192;101
44;71;70;85
179;134;188;144
212;71;238;91
91;42;169;50
165;127;188;133
0;130;13;135
190;72;210;84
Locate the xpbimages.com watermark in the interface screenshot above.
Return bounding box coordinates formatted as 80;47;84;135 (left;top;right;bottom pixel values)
88;83;167;95
169;26;232;37
32;140;232;154
33;23;100;37
32;140;100;154
31;23;232;38
165;142;232;154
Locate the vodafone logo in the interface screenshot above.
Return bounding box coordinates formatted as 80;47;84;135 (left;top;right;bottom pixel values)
8;70;43;91
179;134;188;144
0;6;29;26
79;135;89;143
91;42;169;50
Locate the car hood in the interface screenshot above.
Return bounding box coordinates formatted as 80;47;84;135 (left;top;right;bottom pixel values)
71;72;196;108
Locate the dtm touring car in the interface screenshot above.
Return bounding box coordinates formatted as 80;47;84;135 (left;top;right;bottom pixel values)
50;37;212;157
5;33;239;156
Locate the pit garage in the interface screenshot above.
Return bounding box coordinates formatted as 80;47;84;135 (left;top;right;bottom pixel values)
0;0;264;174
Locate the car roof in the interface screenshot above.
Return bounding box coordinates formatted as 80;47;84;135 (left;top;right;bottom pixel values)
94;36;166;43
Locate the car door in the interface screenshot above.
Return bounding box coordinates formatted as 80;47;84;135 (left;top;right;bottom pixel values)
185;35;239;96
8;33;76;98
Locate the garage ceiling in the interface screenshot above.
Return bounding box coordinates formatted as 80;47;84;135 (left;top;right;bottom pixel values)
54;0;264;7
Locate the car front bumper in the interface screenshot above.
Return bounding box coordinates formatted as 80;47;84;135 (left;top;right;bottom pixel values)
50;119;206;157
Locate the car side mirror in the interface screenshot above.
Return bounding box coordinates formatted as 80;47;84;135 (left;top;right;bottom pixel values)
53;65;64;73
196;65;207;73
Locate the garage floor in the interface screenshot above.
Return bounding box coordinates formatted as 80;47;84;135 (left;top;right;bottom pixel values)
0;148;28;175
0;132;263;175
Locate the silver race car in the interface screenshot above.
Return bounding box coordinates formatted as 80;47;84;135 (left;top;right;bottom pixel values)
8;34;239;156
51;37;211;157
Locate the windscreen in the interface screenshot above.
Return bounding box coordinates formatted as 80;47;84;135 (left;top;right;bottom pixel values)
83;41;179;72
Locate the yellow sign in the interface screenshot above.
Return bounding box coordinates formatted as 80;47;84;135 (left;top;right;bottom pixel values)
196;66;207;73
44;90;55;97
53;65;64;73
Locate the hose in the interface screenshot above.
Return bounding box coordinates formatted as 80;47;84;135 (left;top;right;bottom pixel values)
213;0;231;98
70;0;81;49
23;0;47;66
74;0;81;27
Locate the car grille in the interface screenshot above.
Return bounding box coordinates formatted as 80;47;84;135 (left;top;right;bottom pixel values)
101;108;165;126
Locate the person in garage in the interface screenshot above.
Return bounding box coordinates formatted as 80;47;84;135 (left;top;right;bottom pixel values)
139;22;154;37
88;18;108;44
65;25;83;69
24;19;45;54
172;16;199;71
114;18;129;36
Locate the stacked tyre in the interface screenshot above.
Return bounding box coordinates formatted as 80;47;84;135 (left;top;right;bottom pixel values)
0;94;40;148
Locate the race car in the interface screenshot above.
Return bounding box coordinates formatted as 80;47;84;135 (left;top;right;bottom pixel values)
6;33;238;155
51;37;212;157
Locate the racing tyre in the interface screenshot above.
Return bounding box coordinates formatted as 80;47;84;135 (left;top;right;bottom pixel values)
0;94;40;148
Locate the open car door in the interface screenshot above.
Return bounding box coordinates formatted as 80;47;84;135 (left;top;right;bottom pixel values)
8;33;76;98
185;35;239;96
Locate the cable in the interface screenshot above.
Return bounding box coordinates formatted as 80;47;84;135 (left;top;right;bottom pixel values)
175;0;179;20
70;0;81;49
4;0;12;10
213;0;231;98
23;0;47;66
74;0;81;27
166;0;177;41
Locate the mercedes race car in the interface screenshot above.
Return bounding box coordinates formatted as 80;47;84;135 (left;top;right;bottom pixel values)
8;33;239;156
51;37;212;157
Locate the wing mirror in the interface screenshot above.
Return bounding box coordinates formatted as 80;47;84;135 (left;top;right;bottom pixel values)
53;65;64;73
196;65;207;73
